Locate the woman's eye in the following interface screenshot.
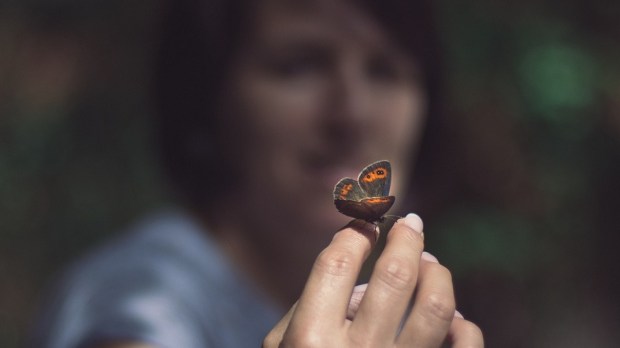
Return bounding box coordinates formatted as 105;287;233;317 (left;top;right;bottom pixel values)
366;56;412;84
263;53;326;79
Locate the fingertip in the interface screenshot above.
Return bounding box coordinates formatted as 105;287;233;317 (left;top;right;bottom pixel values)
345;219;379;240
448;317;484;347
421;251;439;263
402;213;423;231
454;310;464;319
396;213;424;240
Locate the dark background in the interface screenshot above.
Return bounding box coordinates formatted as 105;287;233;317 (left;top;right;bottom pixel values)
1;1;619;347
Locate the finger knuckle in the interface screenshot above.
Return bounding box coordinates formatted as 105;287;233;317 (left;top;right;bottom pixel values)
348;336;379;348
434;262;452;278
282;329;325;348
374;255;416;291
461;321;484;344
421;292;456;323
314;248;356;277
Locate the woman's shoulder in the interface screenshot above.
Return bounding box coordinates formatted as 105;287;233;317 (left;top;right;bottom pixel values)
27;208;245;348
61;208;228;298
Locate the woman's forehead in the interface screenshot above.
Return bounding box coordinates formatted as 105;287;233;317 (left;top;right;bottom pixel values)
247;0;408;57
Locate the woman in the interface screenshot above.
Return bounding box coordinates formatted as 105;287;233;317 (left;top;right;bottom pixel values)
29;0;483;347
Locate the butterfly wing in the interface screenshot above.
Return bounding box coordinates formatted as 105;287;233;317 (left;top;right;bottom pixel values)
357;160;391;198
333;178;366;202
334;196;395;221
334;178;368;220
334;161;395;221
360;196;395;220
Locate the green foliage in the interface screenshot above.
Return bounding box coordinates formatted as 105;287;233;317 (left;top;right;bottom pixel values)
430;209;542;278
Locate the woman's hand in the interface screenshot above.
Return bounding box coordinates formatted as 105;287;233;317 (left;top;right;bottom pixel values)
263;214;483;347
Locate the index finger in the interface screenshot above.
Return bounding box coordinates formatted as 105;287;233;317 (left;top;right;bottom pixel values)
286;220;377;334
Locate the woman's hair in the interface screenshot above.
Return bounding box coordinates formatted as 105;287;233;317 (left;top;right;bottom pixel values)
154;0;443;208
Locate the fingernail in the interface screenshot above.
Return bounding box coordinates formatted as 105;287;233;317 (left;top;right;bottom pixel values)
400;213;424;237
421;251;438;263
454;310;465;319
351;283;368;302
348;283;368;320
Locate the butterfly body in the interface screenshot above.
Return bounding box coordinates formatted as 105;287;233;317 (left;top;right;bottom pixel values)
333;160;395;222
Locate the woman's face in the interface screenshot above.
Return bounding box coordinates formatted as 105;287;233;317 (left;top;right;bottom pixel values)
218;0;427;255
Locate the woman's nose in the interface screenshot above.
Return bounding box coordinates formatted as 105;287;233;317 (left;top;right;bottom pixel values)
328;63;373;123
318;63;375;150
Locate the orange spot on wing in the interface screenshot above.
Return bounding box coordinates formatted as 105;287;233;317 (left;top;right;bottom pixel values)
339;183;353;199
362;167;389;183
373;167;388;179
364;197;391;203
362;173;377;183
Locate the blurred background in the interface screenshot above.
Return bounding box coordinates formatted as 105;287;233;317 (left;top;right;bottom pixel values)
1;1;619;347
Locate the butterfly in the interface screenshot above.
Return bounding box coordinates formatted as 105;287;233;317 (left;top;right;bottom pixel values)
333;160;395;223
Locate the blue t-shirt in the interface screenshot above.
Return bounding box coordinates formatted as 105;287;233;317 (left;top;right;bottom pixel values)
28;209;283;348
